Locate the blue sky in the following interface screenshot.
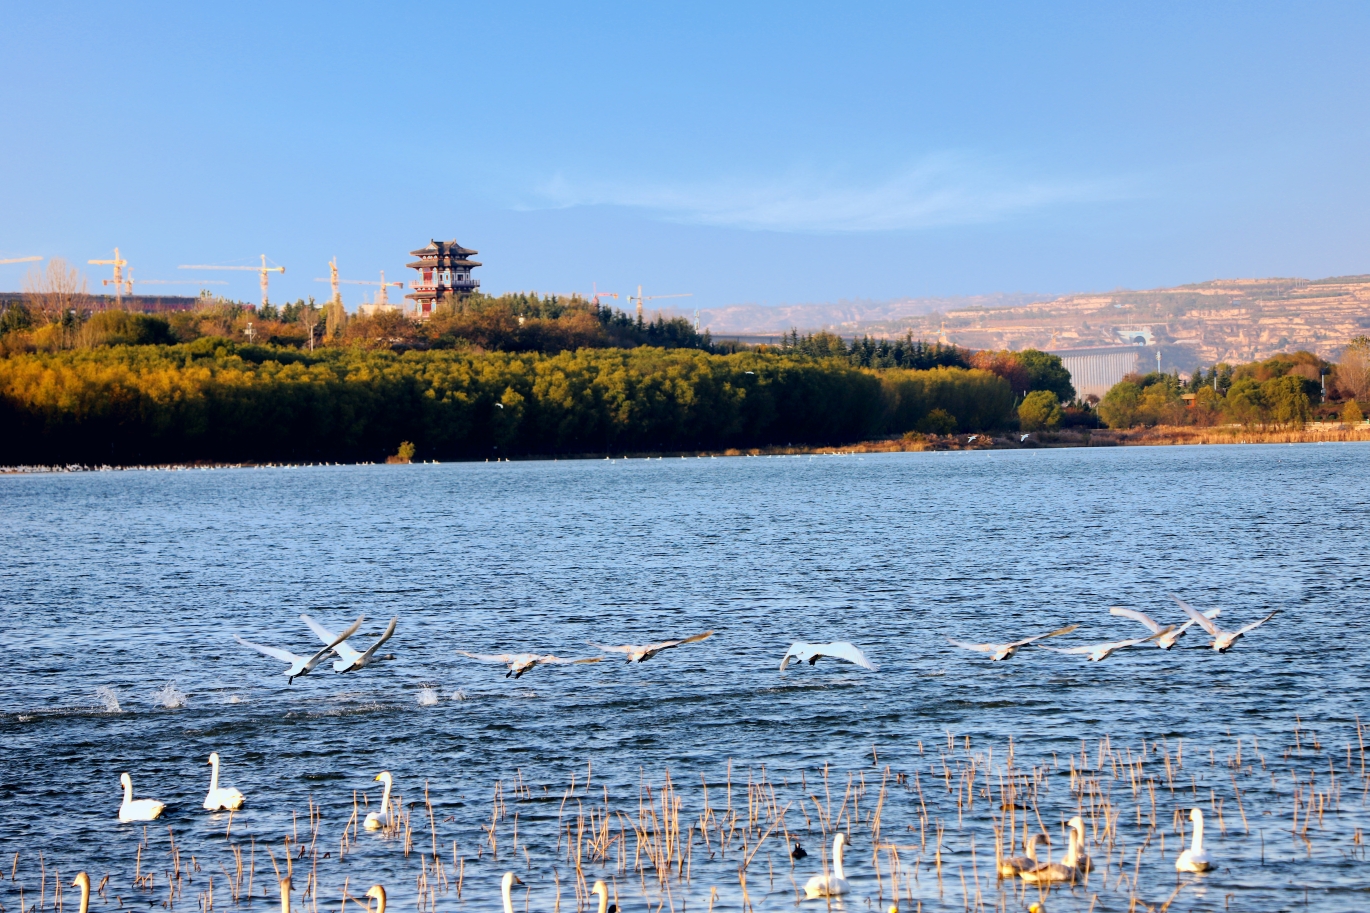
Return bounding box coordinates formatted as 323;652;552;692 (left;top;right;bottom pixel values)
2;2;1368;309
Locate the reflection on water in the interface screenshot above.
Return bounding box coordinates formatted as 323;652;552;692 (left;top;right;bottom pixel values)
1;444;1368;912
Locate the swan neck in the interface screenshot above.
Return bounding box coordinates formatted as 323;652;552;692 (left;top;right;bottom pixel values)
122;778;133;805
501;880;514;913
832;838;845;880
381;779;392;817
374;894;385;913
209;758;220;792
1062;829;1078;867
78;881;90;913
597;890;607;913
1191;813;1205;852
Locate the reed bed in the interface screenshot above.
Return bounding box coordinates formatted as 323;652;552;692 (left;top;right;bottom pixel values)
6;719;1368;913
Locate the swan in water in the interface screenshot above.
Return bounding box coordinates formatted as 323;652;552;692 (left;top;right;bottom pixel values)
1019;822;1079;884
804;832;851;897
457;651;602;678
1175;808;1213;872
71;873;91;913
301;614;398;672
233;616;362;683
589;630;714;663
1067;814;1092;872
204;752;246;811
364;885;386;913
119;772;165;822
500;873;524;913
1037;627;1172;661
364;771;393;830
780;642;877;672
1110;605;1219;649
590;880;618;913
1171;595;1276;652
947;625;1077;661
997;832;1050;877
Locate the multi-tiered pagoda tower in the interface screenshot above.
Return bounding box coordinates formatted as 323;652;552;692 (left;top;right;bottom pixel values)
405;239;481;317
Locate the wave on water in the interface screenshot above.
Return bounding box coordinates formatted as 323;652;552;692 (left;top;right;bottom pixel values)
95;686;122;712
152;682;188;709
417;687;439;706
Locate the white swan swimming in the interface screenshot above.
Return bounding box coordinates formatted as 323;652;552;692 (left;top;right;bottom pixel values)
997;832;1050;877
1171;595;1276;652
457;651;601;678
364;771;393;830
1175;808;1213;872
1019;822;1079;884
780;642;877;672
1110;605;1219;649
1068;814;1092;872
204;752;246;811
947;625;1077;661
119;772;165;822
234;616;362;683
71;873;91;913
364;885;387;913
803;833;851;897
590;880;617;913
588;630;714;663
500;873;524;913
301;614;398;672
1038;627;1172;661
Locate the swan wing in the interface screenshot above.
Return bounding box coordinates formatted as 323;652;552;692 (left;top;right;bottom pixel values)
946;638;999;653
1036;643;1094;654
1170;595;1219;636
779;642;811;671
352;617;397;667
588;642;636;654
817;642;877;671
457;651;515;664
301;613;364;664
302;615;364;673
1109;606;1161;632
233;635;301;665
1234;610;1277;637
537;655;602;665
1010;624;1078;647
658;630;714;650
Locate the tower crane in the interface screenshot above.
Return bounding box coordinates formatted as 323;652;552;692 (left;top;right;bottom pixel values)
89;248;131;306
590;282;618;306
627;285;691;321
315;269;404;307
0;256;42;266
178;254;285;307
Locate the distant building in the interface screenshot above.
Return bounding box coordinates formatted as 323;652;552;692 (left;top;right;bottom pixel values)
405;239;481;318
1049;346;1143;399
1113;325;1154;345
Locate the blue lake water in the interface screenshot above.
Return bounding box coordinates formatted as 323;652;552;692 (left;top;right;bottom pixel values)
2;444;1368;913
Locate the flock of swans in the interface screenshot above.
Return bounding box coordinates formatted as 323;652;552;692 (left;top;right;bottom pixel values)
948;594;1276;662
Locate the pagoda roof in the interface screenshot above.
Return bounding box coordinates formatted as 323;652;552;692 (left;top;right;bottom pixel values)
407;258;481;269
409;239;478;257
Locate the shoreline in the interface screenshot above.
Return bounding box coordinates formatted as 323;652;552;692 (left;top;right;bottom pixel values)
4;423;1369;473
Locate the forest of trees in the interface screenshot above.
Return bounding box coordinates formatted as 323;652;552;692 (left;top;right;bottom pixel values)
1096;342;1370;429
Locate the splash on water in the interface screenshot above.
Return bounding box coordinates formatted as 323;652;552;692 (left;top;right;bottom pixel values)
227;694;244;704
417;687;439;706
450;689;468;701
95;686;122;713
152;682;188;709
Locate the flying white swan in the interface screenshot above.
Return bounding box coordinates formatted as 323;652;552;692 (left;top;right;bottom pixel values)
1019;822;1079;884
301;614;398;672
588;630;714;663
364;885;387;913
803;832;851;897
946;625;1077;661
1171;595;1277;652
364;771;393;830
997;832;1050;877
500;873;524;913
1037;627;1172;661
1110;605;1220;649
234;616;363;682
1175;808;1213;872
457;651;602;678
119;772;165;822
71;873;91;913
780;642;877;672
204;752;246;811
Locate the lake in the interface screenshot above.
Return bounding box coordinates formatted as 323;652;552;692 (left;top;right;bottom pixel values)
2;444;1368;912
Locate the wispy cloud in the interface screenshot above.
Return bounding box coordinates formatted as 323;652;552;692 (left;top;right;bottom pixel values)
526;154;1131;233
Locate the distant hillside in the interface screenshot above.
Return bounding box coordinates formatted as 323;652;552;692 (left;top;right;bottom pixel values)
696;276;1370;368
